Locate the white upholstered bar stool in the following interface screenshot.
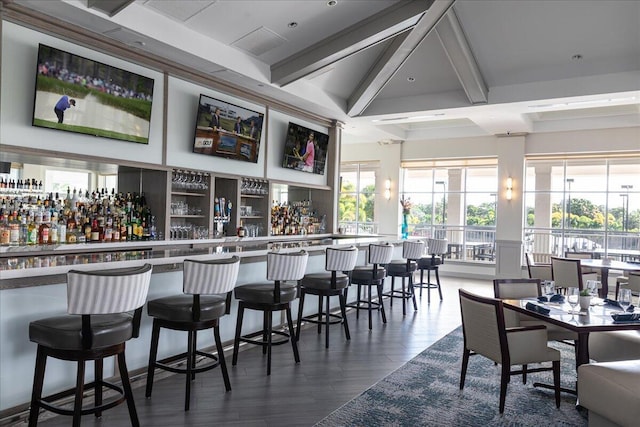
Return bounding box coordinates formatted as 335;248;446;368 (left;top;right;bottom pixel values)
28;264;153;427
232;251;308;375
296;246;358;348
383;240;424;315
415;238;448;303
145;256;240;411
346;243;394;330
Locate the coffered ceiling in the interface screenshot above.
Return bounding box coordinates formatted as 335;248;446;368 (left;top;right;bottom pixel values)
6;0;640;144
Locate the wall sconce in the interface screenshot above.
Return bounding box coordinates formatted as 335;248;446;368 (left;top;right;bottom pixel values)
384;179;391;200
506;177;513;201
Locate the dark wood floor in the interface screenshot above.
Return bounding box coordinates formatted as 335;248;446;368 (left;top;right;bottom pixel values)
30;277;491;427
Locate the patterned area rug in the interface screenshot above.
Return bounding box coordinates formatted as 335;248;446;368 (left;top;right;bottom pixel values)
316;326;587;426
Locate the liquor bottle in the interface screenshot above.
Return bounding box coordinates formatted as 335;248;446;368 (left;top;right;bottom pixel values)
90;219;100;242
84;217;92;242
38;216;50;245
58;214;67;244
0;214;10;246
49;213;59;245
19;214;28;245
27;215;38;245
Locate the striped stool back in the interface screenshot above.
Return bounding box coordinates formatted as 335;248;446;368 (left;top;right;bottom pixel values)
67;264;153;315
427;238;448;256
368;243;394;265
326;246;358;272
183;256;240;295
267;251;309;281
403;240;425;260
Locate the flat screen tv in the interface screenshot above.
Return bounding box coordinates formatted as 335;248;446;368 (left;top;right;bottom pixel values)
32;44;155;144
282;122;329;175
193;94;264;163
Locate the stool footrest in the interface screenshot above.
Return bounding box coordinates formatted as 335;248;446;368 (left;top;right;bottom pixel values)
383;290;413;299
346;300;383;310
239;330;291;347
153;350;221;375
302;313;344;326
38;380;125;417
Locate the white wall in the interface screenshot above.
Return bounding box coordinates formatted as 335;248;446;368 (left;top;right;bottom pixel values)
1;22;165;164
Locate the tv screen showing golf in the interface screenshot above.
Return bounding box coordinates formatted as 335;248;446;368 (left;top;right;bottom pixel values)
192;94;264;163
282;122;329;175
32;44;155;144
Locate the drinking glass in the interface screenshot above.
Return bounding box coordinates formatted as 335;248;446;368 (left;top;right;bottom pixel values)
586;280;600;297
544;280;555;296
618;288;632;313
567;287;580;314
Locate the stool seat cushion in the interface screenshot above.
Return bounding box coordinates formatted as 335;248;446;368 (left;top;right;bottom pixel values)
234;281;298;304
29;314;134;350
386;260;417;275
350;266;386;283
418;256;442;268
301;273;349;290
147;295;226;322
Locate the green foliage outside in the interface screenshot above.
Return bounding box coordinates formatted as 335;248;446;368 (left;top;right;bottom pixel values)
339;182;374;222
526;197;639;231
37;75;152;120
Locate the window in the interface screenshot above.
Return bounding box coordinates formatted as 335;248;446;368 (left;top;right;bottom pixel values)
524;157;640;262
339;163;377;235
44;169;90;195
401;161;498;262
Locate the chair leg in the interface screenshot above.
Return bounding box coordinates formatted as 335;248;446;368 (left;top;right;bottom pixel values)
286;307;300;363
435;267;443;300
213;324;231;392
266;309;273;375
117;351;140;427
377;284;387;323
325;293;331;348
356;285;361;319
522;364;527;384
185;330;194;411
459;348;470;390
389;276;395;307
419;268;424;297
94;359;103;418
296;290;306;341
367;285;373;330
339;291;350;340
146;320;161;398
427;268;432;304
317;295;323;335
401;277;406;315
28;346;47;427
73;361;85;427
499;364;510;414
553;360;561;408
191;330;198;381
232;303;245;366
409;274;417;311
262;311;269;355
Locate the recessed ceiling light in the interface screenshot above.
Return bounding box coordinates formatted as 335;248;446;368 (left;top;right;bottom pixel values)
327;0;338;6
572;54;583;60
288;22;298;28
407;77;415;82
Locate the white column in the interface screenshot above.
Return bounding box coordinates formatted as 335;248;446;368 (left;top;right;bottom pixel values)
447;169;463;244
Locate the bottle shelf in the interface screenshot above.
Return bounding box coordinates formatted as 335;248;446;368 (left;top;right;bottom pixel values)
240;194;264;199
170;215;206;218
171;191;207;197
241;215;264;219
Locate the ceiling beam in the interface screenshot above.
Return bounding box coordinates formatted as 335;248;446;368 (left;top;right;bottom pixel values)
87;0;135;17
347;0;455;117
270;0;433;87
435;8;488;104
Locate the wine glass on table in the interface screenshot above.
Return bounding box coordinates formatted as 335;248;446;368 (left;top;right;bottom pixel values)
618;288;632;313
567;287;580;316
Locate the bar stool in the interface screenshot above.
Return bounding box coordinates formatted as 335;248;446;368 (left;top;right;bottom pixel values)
232;251;308;375
415;238;447;303
28;264;153;427
296;246;358;348
384;240;425;315
145;256;240;411
346;243;394;330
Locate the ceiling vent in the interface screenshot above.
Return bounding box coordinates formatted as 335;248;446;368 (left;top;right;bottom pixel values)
231;27;287;57
377;139;404;146
87;0;134;17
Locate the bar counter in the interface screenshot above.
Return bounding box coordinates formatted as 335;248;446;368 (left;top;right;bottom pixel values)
0;234;396;415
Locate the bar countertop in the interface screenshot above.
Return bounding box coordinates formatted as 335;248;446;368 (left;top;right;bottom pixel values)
0;235;391;288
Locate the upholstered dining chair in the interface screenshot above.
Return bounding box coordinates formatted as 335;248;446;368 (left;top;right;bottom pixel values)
296;246;358;348
145;256;240;411
551;256;598;294
525;252;553;282
616;270;640;302
384;240;424;315
232;250;308;375
28;264;153;427
346;243;394;330
458;289;561;414
415;238;448;303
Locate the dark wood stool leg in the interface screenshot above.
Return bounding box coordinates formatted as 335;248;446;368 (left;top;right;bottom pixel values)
286;306;300;363
325;294;331;348
191;330;198;380
185;330;194;411
317;295;323;335
213;323;231;392
94;359;103;418
145;321;161;398
28;346;47;427
73;360;86;427
409;273;418;310
232;303;245;366
266;309;273;375
296;290;306;341
339;291;350;340
419;268;425;297
389;276;395;307
117;351;140;427
356;285;361;319
401;277;406;315
377;284;387;323
262;311;269;355
367;285;373;330
435;267;443;300
427;268;432;304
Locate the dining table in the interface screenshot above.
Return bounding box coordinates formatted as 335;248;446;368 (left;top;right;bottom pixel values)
579;259;640;297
